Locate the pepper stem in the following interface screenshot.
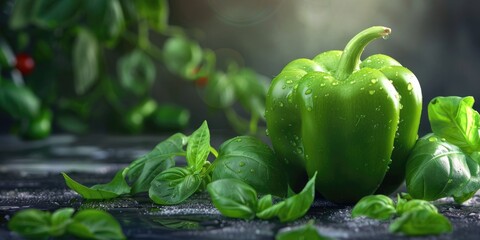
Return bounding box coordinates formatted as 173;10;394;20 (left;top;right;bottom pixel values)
334;26;391;80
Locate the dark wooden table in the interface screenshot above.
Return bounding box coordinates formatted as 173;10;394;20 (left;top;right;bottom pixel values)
1;135;479;239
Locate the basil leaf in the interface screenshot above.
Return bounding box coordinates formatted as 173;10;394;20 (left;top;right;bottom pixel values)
187;121;211;171
351;195;396;220
389;209;452;236
256;172;317;222
125;133;187;194
8;209;52;239
212;136;288;197
471;151;480;164
231;68;268;119
207;178;258;219
9;0;35;29
73;28;99;95
31;0;81;29
86;0;125;43
117;49;155;96
276;220;331;240
90;170;131;194
149;167;202;205
162;37;203;79
453;190;477;204
257;194;273;213
202;72;236;108
50;208;74;236
67;209;125;240
396;199;437;216
406;134;480;201
428;96;480;154
0;81;40;119
62;169;131;200
135;0;169;31
0;40;15;67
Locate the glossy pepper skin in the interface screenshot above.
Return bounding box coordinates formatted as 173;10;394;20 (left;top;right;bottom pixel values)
265;26;422;203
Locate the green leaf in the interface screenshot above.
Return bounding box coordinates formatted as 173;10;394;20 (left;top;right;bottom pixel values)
86;0;125;43
67;209;125;240
453;190;477;204
406;133;480;201
125;133;187;194
389;209;452;236
162;37;203;79
207;178;258;220
428;96;480;154
202;71;236;108
62;169;130;200
256;172;317;222
147;104;191;131
351;195;396;220
31;0;82;29
149;167;202;205
117;49;155;95
0;39;15;67
276;220;331;240
90;170;131;194
186;121;211;171
73;28;99;95
471;151;480;164
212;136;288;197
257;194;273;213
230;68;268;119
8;209;52;239
0;81;40;119
135;0;169;31
19;108;52;140
396;198;437;216
56;114;89;134
9;0;36;29
50;208;74;236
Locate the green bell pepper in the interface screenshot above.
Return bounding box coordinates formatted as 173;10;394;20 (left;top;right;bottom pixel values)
265;26;422;203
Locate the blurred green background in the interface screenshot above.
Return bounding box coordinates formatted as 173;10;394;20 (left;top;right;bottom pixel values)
1;0;479;139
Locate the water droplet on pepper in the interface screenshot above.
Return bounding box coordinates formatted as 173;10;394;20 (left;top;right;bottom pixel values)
407;82;413;91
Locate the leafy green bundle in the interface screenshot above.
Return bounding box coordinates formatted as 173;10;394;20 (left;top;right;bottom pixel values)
63;121;289;207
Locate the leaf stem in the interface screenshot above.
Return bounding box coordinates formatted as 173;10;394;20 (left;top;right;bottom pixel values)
210;146;219;158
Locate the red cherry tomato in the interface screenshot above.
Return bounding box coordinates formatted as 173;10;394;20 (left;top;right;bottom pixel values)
192;66;208;87
195;76;208;87
15;53;35;75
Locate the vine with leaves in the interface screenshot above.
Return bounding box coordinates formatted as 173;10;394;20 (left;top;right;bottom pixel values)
0;0;267;139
